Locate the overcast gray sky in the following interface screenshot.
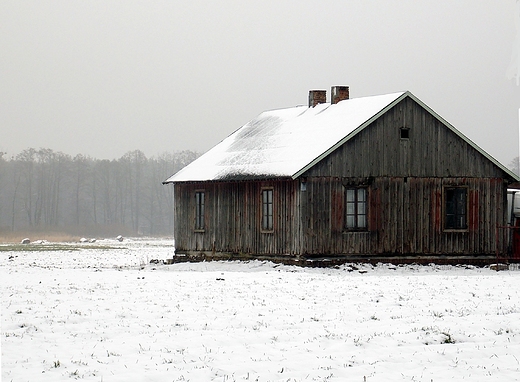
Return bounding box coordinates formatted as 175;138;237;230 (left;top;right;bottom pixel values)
1;1;520;166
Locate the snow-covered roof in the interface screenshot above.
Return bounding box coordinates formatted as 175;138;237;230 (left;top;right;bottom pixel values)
164;91;519;183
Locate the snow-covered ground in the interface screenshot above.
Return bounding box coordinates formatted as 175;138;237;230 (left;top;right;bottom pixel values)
2;238;520;381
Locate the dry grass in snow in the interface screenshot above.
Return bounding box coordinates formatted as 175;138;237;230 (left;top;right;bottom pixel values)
2;238;520;381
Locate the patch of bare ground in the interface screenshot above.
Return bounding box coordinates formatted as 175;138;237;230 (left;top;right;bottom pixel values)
0;224;138;244
0;231;80;244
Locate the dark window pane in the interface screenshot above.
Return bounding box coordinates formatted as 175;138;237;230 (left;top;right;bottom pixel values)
195;191;205;230
358;188;366;201
358;201;365;214
445;188;467;230
262;189;273;231
357;214;366;228
345;187;367;230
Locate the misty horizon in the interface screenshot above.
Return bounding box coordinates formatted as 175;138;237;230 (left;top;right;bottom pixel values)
2;1;520;165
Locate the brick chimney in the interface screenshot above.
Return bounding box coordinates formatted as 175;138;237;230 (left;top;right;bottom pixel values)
308;90;326;108
331;86;349;104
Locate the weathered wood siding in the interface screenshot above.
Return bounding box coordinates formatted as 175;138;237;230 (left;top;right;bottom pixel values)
304;97;504;179
298;97;510;256
173;97;511;258
174;180;300;255
298;176;508;256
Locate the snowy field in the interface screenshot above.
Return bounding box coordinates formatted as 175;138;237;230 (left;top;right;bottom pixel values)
2;238;520;381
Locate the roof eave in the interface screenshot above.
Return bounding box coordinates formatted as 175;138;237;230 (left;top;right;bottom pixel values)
162;176;293;185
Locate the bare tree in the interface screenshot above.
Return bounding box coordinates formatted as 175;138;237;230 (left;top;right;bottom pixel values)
0;148;199;236
72;154;92;226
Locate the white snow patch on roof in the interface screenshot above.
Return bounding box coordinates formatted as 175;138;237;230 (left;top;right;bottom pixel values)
165;92;405;182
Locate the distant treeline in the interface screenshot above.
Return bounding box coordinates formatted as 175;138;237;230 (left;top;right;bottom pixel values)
0;148;199;237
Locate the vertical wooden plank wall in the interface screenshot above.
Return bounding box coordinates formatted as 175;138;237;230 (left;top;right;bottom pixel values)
305;97;505;179
299;96;510;257
175;177;509;256
173;95;512;258
298;176;507;256
174;179;300;256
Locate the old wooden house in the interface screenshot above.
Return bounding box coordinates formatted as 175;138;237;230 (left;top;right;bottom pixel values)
163;87;519;263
